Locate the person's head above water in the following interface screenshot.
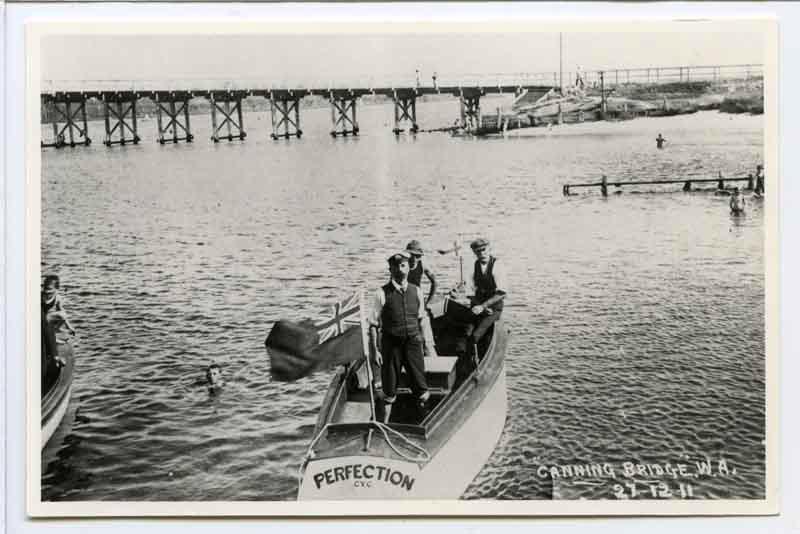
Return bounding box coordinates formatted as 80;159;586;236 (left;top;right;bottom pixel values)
205;363;224;389
41;274;60;302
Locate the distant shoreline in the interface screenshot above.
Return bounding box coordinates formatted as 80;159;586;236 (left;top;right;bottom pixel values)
40;79;763;127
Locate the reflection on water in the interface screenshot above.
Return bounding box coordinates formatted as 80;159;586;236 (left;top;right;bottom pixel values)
41;103;764;501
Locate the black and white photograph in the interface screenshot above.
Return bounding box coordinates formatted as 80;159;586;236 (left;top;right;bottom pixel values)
28;19;777;516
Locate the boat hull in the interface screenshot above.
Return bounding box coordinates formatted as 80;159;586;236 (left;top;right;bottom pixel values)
298;364;507;500
41;340;74;449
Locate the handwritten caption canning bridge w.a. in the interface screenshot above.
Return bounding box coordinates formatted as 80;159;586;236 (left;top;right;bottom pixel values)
534;458;740;499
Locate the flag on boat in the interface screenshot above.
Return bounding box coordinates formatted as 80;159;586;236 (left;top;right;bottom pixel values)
313;292;361;343
265;292;367;382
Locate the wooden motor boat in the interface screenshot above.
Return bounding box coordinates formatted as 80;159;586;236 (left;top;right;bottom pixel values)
295;298;508;500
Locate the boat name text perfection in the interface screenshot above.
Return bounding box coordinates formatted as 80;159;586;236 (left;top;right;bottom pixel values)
312;464;415;491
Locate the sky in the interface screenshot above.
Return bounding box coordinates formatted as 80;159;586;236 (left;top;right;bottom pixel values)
41;29;767;88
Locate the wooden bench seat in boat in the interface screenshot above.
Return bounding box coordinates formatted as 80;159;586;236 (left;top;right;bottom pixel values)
398;356;458;392
338;356;458;423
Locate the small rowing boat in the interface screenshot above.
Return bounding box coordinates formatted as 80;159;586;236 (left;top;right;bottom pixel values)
41;338;75;449
278;297;509;500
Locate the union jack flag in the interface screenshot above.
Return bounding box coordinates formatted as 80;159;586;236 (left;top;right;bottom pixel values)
313;292;362;343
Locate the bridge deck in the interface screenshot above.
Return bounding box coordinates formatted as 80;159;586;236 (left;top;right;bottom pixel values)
41;85;553;102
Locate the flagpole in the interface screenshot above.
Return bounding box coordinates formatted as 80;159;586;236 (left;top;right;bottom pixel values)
559;32;563;95
458;233;464;286
358;290;377;422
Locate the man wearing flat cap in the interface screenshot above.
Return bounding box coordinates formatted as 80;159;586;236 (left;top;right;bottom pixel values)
368;251;429;422
463;237;507;366
406;240;439;358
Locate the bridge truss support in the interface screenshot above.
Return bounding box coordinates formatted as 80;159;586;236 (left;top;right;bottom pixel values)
392;91;418;134
329;95;359;137
459;93;481;132
155;92;194;144
41;96;91;148
103;93;141;147
209;92;247;143
270;96;303;139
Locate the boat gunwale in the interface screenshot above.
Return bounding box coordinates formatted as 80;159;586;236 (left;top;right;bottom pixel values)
41;340;74;427
421;321;505;437
309;320;508;449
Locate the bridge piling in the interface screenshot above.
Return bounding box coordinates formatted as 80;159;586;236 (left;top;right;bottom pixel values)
41;96;91;148
131;99;139;143
270;95;302;139
102;94;140;147
392;91;418;134
156;93;193;144
225;100;233;140
184;100;192;142
330;94;359;137
210;92;246;142
66;102;75;146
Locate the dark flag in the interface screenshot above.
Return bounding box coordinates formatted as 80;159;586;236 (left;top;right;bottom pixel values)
265;292;366;382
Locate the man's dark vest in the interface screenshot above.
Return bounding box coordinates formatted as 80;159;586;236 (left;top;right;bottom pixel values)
408;260;424;287
381;283;421;338
473;256;504;311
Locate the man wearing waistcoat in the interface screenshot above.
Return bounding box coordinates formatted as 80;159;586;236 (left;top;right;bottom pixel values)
464;237;507;366
368;251;430;423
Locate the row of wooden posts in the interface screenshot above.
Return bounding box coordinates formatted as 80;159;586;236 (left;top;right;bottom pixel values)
40;86;537;149
563;170;765;196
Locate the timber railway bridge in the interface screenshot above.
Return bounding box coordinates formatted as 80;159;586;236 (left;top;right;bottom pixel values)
40;63;762;149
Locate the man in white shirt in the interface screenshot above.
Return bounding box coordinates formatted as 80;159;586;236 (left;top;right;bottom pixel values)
368;251;429;422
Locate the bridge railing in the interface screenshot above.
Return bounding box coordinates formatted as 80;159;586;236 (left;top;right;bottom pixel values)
41;64;763;95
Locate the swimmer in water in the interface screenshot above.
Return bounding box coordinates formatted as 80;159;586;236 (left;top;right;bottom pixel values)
205;363;225;394
656;133;666;149
730;187;746;214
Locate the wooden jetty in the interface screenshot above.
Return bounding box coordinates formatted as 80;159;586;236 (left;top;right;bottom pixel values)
563;171;762;196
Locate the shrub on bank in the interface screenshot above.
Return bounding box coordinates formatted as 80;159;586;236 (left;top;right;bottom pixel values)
719;95;764;115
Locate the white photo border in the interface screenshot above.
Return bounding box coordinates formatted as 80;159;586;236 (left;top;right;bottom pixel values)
11;10;781;521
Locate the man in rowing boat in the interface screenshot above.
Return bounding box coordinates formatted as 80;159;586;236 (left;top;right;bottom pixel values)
461;238;507;368
406;240;439;358
41;275;76;390
368;251;430;422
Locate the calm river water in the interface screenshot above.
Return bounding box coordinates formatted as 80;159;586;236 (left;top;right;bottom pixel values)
41;99;765;501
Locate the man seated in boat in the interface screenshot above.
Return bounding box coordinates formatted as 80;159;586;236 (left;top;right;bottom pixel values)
42;274;76;339
41;274;75;390
368;251;430;422
455;238;507;368
405;240;439;358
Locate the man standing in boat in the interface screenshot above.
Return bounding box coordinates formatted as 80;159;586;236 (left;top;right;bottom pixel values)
405;240;439;358
368;251;430;422
462;238;507;367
